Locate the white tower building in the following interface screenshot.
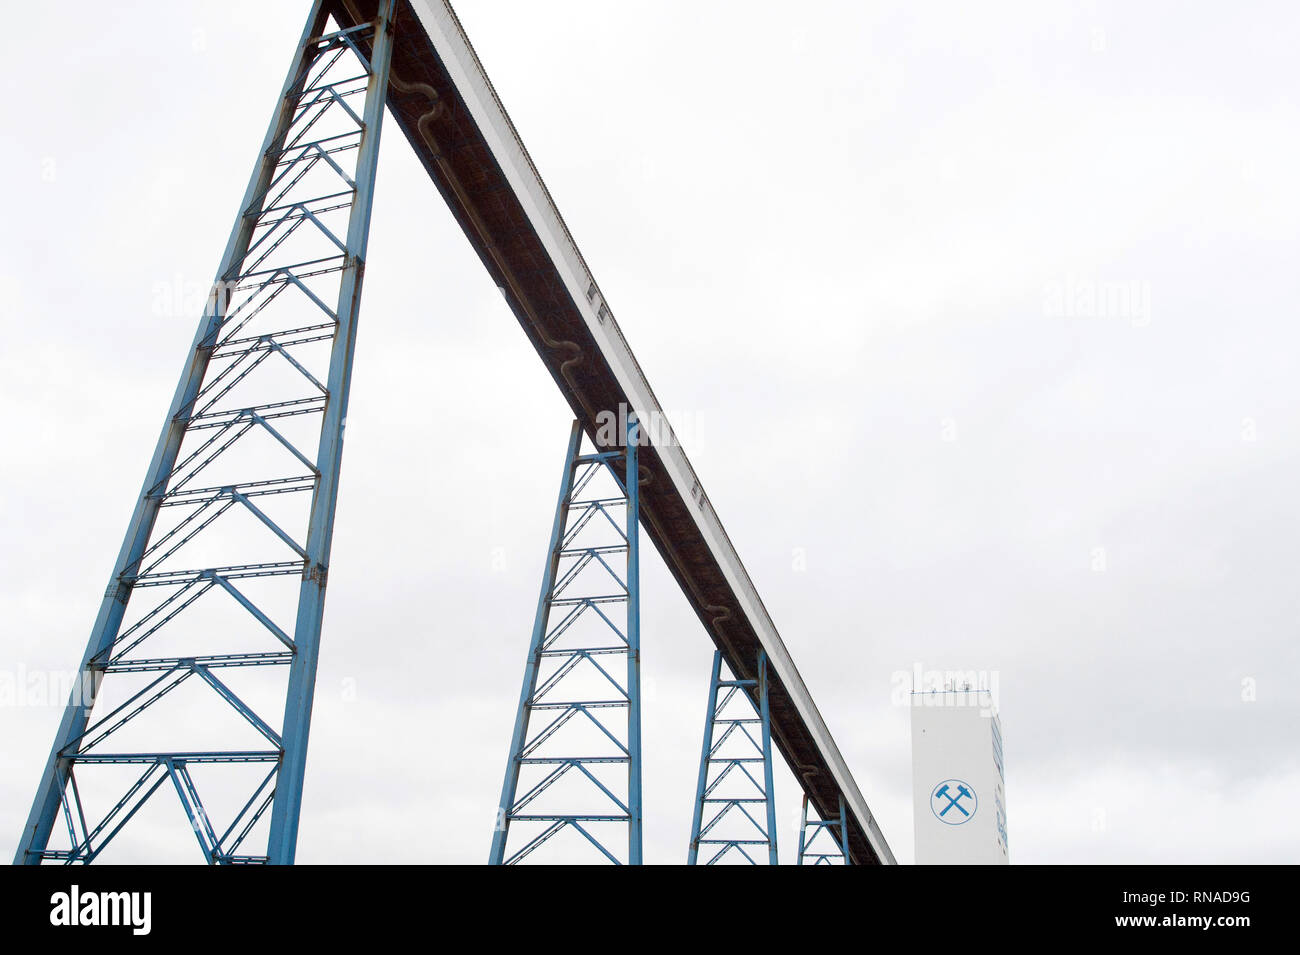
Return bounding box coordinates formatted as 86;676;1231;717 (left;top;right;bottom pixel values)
910;686;1008;864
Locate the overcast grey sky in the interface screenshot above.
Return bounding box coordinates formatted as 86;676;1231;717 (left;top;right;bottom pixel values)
2;0;1298;864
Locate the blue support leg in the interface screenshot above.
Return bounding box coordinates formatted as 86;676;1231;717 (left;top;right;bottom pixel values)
759;651;779;865
687;647;778;864
625;412;642;865
16;0;397;865
798;794;809;866
798;791;853;865
489;417;644;864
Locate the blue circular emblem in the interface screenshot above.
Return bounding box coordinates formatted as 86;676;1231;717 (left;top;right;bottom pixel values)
930;779;977;825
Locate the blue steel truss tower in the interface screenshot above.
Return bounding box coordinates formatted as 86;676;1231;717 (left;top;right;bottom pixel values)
687;650;778;864
489;417;643;864
797;793;851;865
14;0;397;864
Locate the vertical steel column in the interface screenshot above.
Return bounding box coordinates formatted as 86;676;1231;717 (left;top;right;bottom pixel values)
687;648;778;864
489;416;643;864
625;412;642;865
798;794;809;866
758;651;778;866
840;794;850;859
267;0;397;866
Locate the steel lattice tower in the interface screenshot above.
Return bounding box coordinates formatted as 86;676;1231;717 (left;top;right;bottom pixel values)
687;650;778;864
14;0;397;865
797;793;851;865
489;418;643;865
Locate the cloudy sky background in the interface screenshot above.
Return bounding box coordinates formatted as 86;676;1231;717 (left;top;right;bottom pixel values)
2;0;1298;863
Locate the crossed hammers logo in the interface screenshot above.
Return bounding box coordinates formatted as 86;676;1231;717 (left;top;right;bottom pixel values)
931;780;976;824
934;783;971;817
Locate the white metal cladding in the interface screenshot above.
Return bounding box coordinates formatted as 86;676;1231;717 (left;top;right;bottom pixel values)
408;0;895;864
